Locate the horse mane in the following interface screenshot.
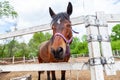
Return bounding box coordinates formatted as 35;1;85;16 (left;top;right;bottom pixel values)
51;12;70;25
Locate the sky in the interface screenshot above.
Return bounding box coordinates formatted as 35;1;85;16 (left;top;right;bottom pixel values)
0;0;120;42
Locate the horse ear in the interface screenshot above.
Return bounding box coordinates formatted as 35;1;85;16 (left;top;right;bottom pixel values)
49;7;56;18
67;2;73;16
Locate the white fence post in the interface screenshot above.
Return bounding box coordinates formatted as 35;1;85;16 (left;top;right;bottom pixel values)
12;56;14;64
85;15;104;80
33;56;36;62
96;12;116;75
23;56;25;63
117;50;119;56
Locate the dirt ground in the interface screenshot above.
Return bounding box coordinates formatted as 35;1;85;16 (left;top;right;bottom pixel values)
0;57;120;80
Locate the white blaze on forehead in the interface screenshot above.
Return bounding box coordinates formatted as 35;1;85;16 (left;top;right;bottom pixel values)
57;18;61;24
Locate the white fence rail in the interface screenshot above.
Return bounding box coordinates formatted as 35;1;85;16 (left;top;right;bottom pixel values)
0;61;120;72
0;56;36;64
0;14;120;39
0;62;88;72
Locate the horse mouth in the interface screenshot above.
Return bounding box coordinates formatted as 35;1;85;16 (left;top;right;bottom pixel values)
55;57;64;60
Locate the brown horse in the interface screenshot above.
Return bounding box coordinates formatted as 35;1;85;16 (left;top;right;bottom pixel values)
38;2;73;80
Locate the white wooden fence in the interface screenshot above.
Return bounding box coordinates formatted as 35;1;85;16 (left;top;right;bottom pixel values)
0;56;36;64
113;50;120;58
0;12;120;80
0;13;120;39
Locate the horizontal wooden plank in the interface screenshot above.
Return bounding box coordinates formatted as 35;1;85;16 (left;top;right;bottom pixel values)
0;61;120;72
0;24;51;39
105;14;120;23
0;62;89;72
0;14;120;39
115;61;120;71
0;16;84;39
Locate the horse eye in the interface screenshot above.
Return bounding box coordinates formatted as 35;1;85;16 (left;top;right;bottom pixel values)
66;24;71;28
52;26;56;29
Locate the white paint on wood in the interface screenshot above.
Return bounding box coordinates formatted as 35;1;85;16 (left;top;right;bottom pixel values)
12;56;15;64
0;62;120;72
0;14;120;39
0;62;89;72
96;12;116;75
0;24;51;39
0;16;84;39
115;61;120;71
105;14;120;23
85;15;104;80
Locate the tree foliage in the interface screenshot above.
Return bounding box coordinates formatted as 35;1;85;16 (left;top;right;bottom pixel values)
28;32;52;56
70;36;88;56
111;24;120;41
0;1;18;58
110;24;120;51
2;23;120;58
0;32;89;58
111;40;120;50
0;1;17;18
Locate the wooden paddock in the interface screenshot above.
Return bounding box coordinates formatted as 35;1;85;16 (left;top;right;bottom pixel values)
0;12;120;80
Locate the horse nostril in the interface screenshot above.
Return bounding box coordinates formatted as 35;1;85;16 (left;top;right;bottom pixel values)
57;47;63;55
51;47;64;59
51;48;55;55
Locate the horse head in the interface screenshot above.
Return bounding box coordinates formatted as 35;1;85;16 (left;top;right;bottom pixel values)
49;2;73;60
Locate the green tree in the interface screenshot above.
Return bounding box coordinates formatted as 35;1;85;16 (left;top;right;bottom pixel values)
111;40;120;50
0;1;17;18
7;38;18;57
28;32;52;56
70;37;80;54
0;44;6;58
111;24;120;41
0;1;18;58
1;39;30;58
70;37;88;56
14;42;29;57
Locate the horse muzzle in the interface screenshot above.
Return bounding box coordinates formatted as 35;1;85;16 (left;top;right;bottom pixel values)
51;47;65;60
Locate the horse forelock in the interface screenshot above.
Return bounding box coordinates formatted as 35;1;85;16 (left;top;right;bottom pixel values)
50;12;70;25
